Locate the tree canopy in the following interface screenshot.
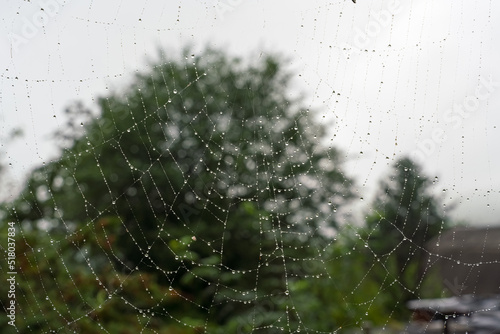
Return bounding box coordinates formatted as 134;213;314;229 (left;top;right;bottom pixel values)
2;48;358;332
364;157;449;310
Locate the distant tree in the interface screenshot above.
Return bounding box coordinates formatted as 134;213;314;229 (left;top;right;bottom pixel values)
364;157;449;309
5;48;354;331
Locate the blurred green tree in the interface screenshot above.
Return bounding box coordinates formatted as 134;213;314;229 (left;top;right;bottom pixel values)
4;48;355;331
364;157;449;313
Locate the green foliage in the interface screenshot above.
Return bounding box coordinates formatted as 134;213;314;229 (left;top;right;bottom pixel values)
2;48;357;332
284;226;398;332
364;157;449;317
0;217;201;333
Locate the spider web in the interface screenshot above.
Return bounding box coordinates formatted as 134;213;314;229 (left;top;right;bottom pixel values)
1;1;500;333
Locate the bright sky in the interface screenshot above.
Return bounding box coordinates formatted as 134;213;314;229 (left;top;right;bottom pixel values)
1;0;499;225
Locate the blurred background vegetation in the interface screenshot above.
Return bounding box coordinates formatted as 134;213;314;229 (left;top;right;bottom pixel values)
0;48;450;333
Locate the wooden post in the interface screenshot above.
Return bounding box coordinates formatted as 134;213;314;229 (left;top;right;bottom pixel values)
443;318;449;334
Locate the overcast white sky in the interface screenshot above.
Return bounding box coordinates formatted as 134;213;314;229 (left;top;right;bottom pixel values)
1;0;499;225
